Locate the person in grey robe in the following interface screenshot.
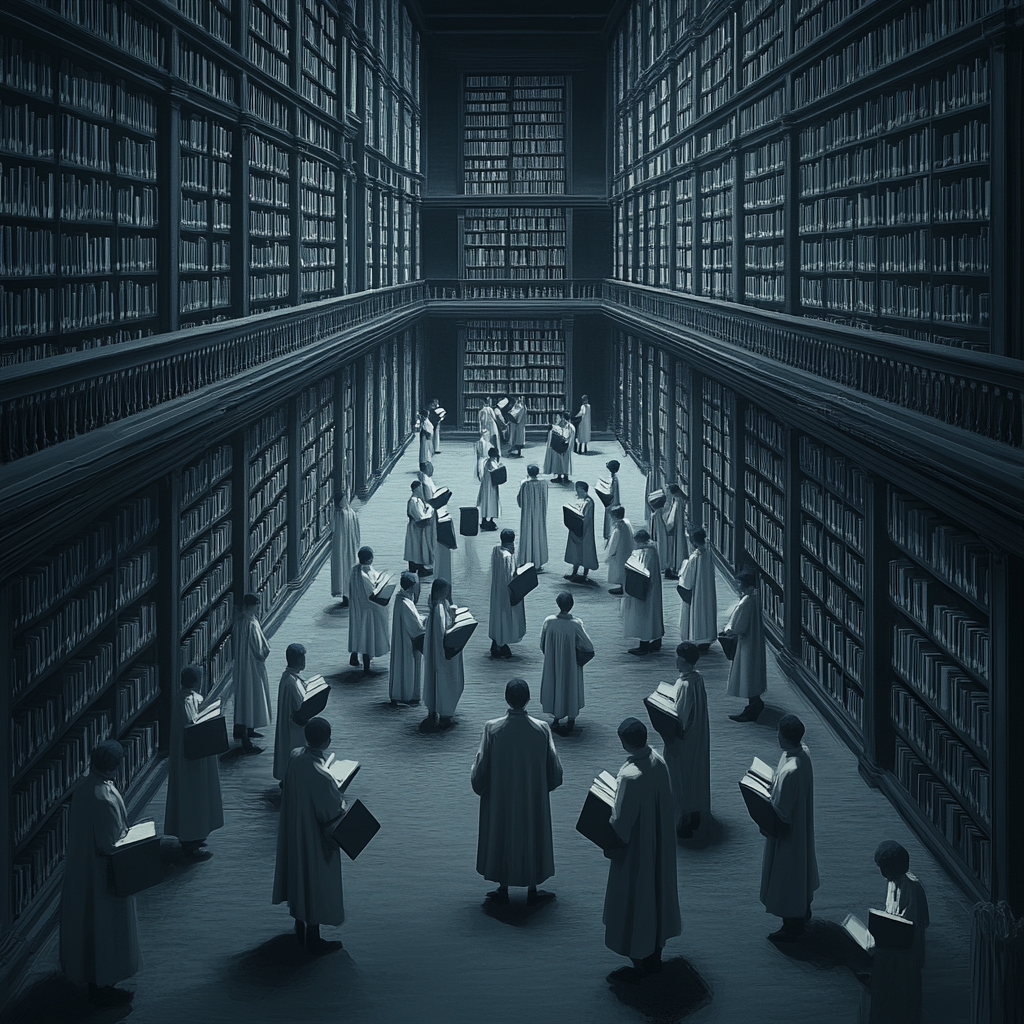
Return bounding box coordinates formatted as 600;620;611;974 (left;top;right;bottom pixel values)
722;568;767;721
622;528;664;655
542;411;575;483
417;461;439;570
471;678;564;905
605;504;634;595
603;460;621;540
677;528;718;649
348;546;392;671
564;480;598;581
574;395;592;453
417;411;434;466
478;396;505;456
488;529;526;658
662;484;688;578
475;426;491;480
477;448;502;530
330;494;361;606
390;572;424;705
422;577;465;730
507;394;527;456
516;464;549;569
274;643;309;782
539;591;594;734
428;398;444;454
234;592;272;753
404;480;433;574
662;643;711;839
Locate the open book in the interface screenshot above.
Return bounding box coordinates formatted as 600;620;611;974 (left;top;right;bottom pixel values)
647;488;667;510
595;478;614;507
427;487;452;510
184;699;229;760
509;562;538;605
111;819;162;897
323;754;361;793
844;909;915;952
443;607;478;659
563;501;587;537
294;675;331;725
644;681;682;740
576;771;625;853
428;406;446;426
739;757;787;838
624;553;651;600
190;699;221;725
370;573;397;606
115;820;157;848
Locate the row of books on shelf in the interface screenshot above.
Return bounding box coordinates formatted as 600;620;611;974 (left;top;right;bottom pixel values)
116;547;156;609
744;436;786;490
180;237;230;271
756;573;785;631
252;546;287;617
800;637;865;727
744;531;784;589
744;504;784;557
180;522;231;591
0;226;161;275
250;492;287;558
115;718;160;796
116;601;156;665
745;471;785;522
11;800;68;920
181;560;231;633
181;115;231;157
300;410;332;449
300;442;333;479
179;277;230;313
250;271;290;302
801;594;864;683
824;578;865;637
250;465;288;522
464;367;564;383
180;481;230;548
250;436;288;492
114;663;159;732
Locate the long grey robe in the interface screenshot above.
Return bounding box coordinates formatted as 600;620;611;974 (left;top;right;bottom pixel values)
542;423;574;476
606;516;634;586
422;599;465;717
418;423;433;466
489;544;526;646
477;457;501;519
678;544;718;644
539;612;593;720
417;470;439;566
760;743;820;918
389;592;424;702
235;610;272;730
603;473;621;539
404;495;433;566
576;402;592;443
330;505;361;598
663;495;689;569
348;563;391;658
478;405;503;455
273;746;345;925
661;670;711;824
508;400;527;447
471;709;563;887
564;495;599;571
621;540;664;642
60;772;142;987
164;688;224;842
603;747;681;959
436;540;453;601
273;668;307;781
475;435;489;480
516;477;549;568
725;590;767;698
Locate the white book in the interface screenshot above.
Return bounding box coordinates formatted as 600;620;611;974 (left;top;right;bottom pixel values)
192;699;222;724
115;819;157;848
843;913;875;952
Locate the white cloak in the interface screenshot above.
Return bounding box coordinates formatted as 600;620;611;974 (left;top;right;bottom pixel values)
348;563;391;657
603;474;621;539
621;541;665;642
418;425;433;466
273;669;307;781
606;517;634;586
417;471;438;565
475;436;489;480
404;495;433;566
508;400;527;447
422;599;465;717
542;424;575;476
663;495;689;569
471;709;564;887
330;505;361;597
678;545;718;644
235;611;272;729
725;591;767;698
516;478;549;568
273;746;345;925
564;495;599;570
539;613;593;720
477;457;501;518
389;593;424;702
576;402;592;443
478;406;503;455
662;670;711;823
489;545;526;645
164;688;224;842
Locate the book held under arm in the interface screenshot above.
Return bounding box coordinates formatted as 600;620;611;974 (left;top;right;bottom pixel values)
427;487;453;510
369;574;396;606
294;675;330;726
436;512;458;549
739;756;787;838
411;631;425;654
443;607;478;659
428;407;446;427
595;478;614;507
644;681;683;740
575;632;596;667
330;799;381;860
647;489;666;511
508;562;538;605
111;819;162;898
677;584;693;602
184;699;229;760
550;430;569;454
718;631;738;660
576;771;626;853
624;554;651;599
489;464;507;486
563;502;586;538
322;754;361;792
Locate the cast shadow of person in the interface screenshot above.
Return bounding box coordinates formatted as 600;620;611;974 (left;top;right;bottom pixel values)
481;895;557;928
1;972;135;1024
227;933;355;1000
768;918;871;974
607;955;713;1023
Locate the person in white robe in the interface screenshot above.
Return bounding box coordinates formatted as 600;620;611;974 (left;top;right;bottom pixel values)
477;448;502;529
859;841;930;1024
516;464;549;569
723;568;767;721
564;480;599;581
507;394;527;456
330;494;361;605
435;509;456;600
274;643;309;782
404;480;434;573
760;715;820;941
272;716;346;955
603;718;681;984
539;590;593;734
605;505;634;595
428;398;444;454
390;572;424;705
646;467;670;568
165;665;224;856
478;396;505;456
475;426;491;480
661;643;711;839
603;460;621;539
574;395;592;453
418;412;434;466
677;528;718;648
488;530;527;658
471;678;564;904
542;411;575;482
622;528;664;655
418;462;439;569
662;484;688;578
234;593;272;753
60;740;141;1006
348;545;391;672
422;577;465;729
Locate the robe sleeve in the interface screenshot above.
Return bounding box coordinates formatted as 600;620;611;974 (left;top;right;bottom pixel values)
770;760;800;825
609;770;640;845
676;680;696;734
539;617;549;653
575;620;595;658
310;765;347;841
470;724;492;796
680;554;697;589
517;483;524;508
727;594;752;636
254;620;271;661
94;786;129;856
546;729;564;791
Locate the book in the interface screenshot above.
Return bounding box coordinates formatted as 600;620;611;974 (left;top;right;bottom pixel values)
575;770;625;852
842;913;875;953
369;574;396;606
718;632;738;660
437;512;458;549
443;607;478;659
427;488;452;510
595;478;614;507
624;554;651;599
111;819;162;898
294;675;330;725
428;406;446;427
330;799;381;860
576;637;596;667
322;754;360;792
460;506;479;536
509;401;526;424
508;562;538;605
677;584;693;602
410;503;432;524
496;397;510;413
648;489;667;511
868;908;915;950
411;631;425;654
644;680;683;740
739;756;787;838
489;464;508;486
184;700;229;760
563;502;586;537
550;430;570;454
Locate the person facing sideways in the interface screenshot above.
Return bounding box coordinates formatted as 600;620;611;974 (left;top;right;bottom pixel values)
564;480;599;583
622;528;665;656
164;664;224;860
543;410;575;483
274;643;310;784
489;528;527;659
662;643;711;840
645;467;668;564
507;393;527;457
539;590;594;735
603;718;681;985
477;447;502;531
418;410;434;466
422;577;465;731
760;714;820;943
605;504;634;596
428;397;443;454
390;571;425;707
471;678;564;906
722;568;767;722
272;716;346;956
330;493;361;607
417;461;439;570
404;479;434;576
575;394;592;454
677;527;718;652
516;463;549;569
662;484;688;579
59;740;142;1007
602;460;622;540
478;395;505;456
234;592;272;753
348;545;392;672
475;425;491;480
859;841;930;1024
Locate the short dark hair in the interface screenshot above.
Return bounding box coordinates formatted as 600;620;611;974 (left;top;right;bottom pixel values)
400;571;418;591
607;460;620;473
430;577;450;601
410;480;421;491
618;717;648;749
92;739;125;774
610;504;625;520
505;678;530;709
286;643;306;667
488;446;499;458
556;591;574;612
737;568;758;590
690;527;707;544
358;545;374;564
576;481;589;492
778;714;805;746
874;840;910;878
304;716;331;748
669;483;683;496
527;464;540;477
243;593;260;609
500;528;515;544
634;528;650;543
181;664;203;690
677;642;700;664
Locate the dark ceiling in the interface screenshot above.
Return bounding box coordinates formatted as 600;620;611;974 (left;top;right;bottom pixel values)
415;0;619;36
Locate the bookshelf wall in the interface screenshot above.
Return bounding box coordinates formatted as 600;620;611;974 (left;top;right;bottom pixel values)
247;406;289;624
462;207;568;281
701;377;737;570
299;376;335;568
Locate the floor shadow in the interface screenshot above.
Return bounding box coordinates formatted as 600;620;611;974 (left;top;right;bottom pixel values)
678;813;728;850
751;704;785;731
226;933;353;997
322;602;349;617
767;919;869;972
2;972;135;1024
261;786;283;811
480;894;558;927
331;668;383;686
606;955;713;1023
416;717;459;735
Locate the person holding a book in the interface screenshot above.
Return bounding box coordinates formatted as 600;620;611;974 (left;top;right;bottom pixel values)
330;492;361;608
59;739;142;1007
645;467;669;565
164;665;224;860
274;643;311;783
273;716;346;956
564;480;599;582
404;479;434;576
603;718;681;985
428;398;443;454
662;484;688;579
390;572;425;706
622;528;665;656
539;591;594;735
677;528;718;651
605;504;634;596
422;577;466;730
507;393;527;457
478;395;505;456
602;460;622;540
543;410;575;483
760;714;820;942
489;529;526;659
722;568;768;722
516;463;549;570
417;409;434;467
471;678;564;906
348;545;392;673
477;447;503;531
475;424;491;480
574;394;592;454
234;592;272;754
417;462;440;569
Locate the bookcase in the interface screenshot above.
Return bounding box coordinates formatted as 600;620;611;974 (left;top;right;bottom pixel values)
299;376;334;568
461;207;567;281
673;358;692;496
338;360;355;501
700;154;735;301
701;377;737;570
247;406;289;623
248;0;291;88
743;137;786;307
248;130;291;311
299;153;338;300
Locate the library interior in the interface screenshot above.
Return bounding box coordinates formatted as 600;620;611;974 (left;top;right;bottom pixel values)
0;0;1021;1021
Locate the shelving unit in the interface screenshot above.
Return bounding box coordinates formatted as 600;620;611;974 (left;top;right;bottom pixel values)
248;130;291;311
700;154;735;300
698;11;734;120
299;376;335;568
462;206;567;281
740;0;787;91
247;407;289;623
742;137;786;306
673;358;691;495
248;0;292;88
339;360;355;500
674;172;695;293
299;153;338;300
701;377;737;569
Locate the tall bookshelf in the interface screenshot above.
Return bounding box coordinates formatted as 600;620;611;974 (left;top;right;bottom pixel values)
247;407;289;623
742;137;786;307
248;0;292;88
299;153;338;300
700;154;735;300
339;360;355;500
673;358;692;497
248;130;291;311
701;377;737;569
674;171;695;293
299;376;335;568
462;206;567;281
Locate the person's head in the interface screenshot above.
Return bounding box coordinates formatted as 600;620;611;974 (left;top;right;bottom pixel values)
669;484;683;497
335;492;349;509
634;527;650;544
410;480;422;494
358;545;374;565
556;590;574;613
610;504;625;521
617;717;648;753
606;459;620;474
429;398;439;409
778;714;805;750
420;461;432;475
690;527;707;546
527;464;540;478
243;593;260;613
431;577;450;603
180;664;203;691
555;410;566;424
91;739;125;778
286;643;307;670
581;394;589;404
505;678;530;710
874;840;911;881
575;480;589;498
304;716;331;750
400;571;418;592
500;528;515;547
737;568;758;593
676;642;700;672
561;410;571;421
488;446;499;459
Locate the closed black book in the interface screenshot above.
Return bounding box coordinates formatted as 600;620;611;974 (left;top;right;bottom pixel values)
575;772;625;853
739;757;787;838
427;487;452;509
550;431;569;454
718;632;738;660
677;584;693;602
294;675;330;725
508;562;538;605
647;489;667;511
868;909;915;951
370;574;396;606
443;608;478;659
624;555;651;600
489;464;507;486
595;478;614;507
460;506;480;536
330;799;381;860
575;643;596;667
411;631;425;654
111;821;163;897
563;503;586;537
644;681;682;740
437;512;458;549
184;714;229;760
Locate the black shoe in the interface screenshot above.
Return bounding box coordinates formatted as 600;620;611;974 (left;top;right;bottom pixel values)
527;889;556;906
350;653;359;667
247;729;263;738
338;597;349;608
362;655;372;673
88;985;134;1006
241;743;264;755
628;646;650;656
490;641;501;658
486;888;510;904
698;643;711;654
418;566;432;576
307;935;344;955
650;638;662;651
608;586;624;595
500;645;513;659
439;716;454;730
729;709;757;722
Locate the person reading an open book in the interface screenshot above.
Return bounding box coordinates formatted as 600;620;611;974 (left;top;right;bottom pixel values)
516;464;549;569
542;410;575;484
662;643;711;840
723;568;768;722
330;493;361;608
760;714;820;943
489;529;526;659
677;528;717;651
274;643;310;784
422;577;465;731
564;480;598;583
622;528;665;656
390;572;425;707
234;592;272;754
273;716;346;956
348;545;391;673
605;504;634;595
539;591;594;735
404;480;434;576
165;665;223;860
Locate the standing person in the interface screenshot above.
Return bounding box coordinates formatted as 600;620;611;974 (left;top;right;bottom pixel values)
543;411;575;484
422;577;465;730
603;460;621;540
330;493;361;607
274;643;309;783
478;396;505;456
272;717;346;956
418;410;434;467
59;740;142;1007
477;447;502;531
564;480;599;582
661;643;711;840
575;395;592;454
677;527;718;651
760;715;820;942
662;485;688;578
539;591;594;735
471;678;564;905
390;572;425;706
164;665;224;859
516;464;549;570
488;529;526;659
348;546;392;672
475;425;491;480
404;480;433;575
722;568;767;721
234;592;271;753
428;398;444;454
603;718;681;985
605;505;634;596
418;461;439;572
622;528;665;656
646;467;670;569
507;394;527;457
